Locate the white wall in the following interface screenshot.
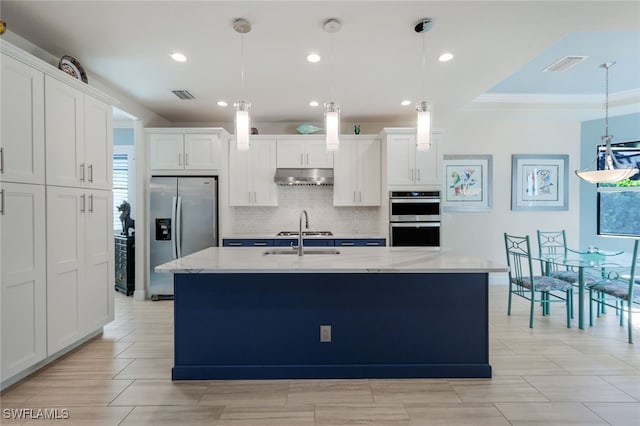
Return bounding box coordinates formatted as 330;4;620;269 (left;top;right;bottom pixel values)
439;109;581;267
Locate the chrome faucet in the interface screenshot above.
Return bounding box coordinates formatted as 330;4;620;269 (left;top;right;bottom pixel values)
298;210;309;256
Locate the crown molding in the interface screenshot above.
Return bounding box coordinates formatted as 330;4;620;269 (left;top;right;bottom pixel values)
473;88;640;106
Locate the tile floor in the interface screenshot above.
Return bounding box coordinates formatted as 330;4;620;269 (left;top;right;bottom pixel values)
1;285;638;425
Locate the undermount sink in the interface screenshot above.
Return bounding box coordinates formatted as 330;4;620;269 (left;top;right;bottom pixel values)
263;248;341;255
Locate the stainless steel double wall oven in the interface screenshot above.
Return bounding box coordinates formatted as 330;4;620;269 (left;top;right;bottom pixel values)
389;191;441;247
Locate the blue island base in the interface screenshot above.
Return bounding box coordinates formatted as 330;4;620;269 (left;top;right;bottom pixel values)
172;273;491;380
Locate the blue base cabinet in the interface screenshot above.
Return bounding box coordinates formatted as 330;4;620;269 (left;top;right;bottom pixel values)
223;238;386;247
172;272;491;380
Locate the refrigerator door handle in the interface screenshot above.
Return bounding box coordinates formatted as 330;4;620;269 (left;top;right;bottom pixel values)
176;196;183;258
171;195;178;259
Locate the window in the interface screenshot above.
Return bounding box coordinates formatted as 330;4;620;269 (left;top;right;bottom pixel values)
113;146;135;233
597;141;640;238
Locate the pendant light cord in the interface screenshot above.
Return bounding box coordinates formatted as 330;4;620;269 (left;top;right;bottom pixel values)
330;31;335;101
240;33;245;92
604;63;609;139
421;31;426;100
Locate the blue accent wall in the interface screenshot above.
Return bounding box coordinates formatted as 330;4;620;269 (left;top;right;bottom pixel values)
579;112;640;251
114;128;134;146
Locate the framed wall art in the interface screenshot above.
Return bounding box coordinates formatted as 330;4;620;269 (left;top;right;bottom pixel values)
442;155;492;212
511;154;568;211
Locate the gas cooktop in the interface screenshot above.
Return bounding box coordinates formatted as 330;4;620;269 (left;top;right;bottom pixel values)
276;231;333;237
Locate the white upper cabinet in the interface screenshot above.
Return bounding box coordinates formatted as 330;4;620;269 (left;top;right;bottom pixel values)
229;138;277;206
0;182;47;379
45;76;113;190
0;54;45;185
149;132;220;172
333;138;381;206
383;129;440;187
276;137;333;168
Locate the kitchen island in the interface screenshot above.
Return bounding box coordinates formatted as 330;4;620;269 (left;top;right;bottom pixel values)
155;247;507;380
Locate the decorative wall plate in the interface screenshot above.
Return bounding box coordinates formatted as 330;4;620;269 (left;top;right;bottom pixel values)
58;55;88;83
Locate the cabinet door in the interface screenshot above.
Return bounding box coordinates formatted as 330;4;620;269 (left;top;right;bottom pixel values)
276;140;303;168
0;54;45;185
149;134;183;170
251;140;278;206
414;134;439;184
386;135;415;186
304;140;333;168
184;134;219;170
82;190;113;332
84;95;113;190
0;182;46;379
358;139;381;206
228;139;252;206
333;140;358;206
46;186;84;354
45;76;84;187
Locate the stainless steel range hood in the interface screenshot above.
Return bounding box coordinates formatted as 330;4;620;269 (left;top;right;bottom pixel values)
274;168;334;185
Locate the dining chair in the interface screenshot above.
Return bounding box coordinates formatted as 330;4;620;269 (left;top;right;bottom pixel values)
587;239;639;344
536;230;598;286
504;233;573;328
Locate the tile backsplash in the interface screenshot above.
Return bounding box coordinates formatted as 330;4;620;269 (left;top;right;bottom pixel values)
231;186;384;235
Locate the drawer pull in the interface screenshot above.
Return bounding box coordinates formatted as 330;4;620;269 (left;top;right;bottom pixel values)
228;242;242;246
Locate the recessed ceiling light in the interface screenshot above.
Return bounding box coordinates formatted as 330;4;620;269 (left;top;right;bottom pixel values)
438;53;454;62
217;101;228;107
170;52;188;62
309;100;319;107
307;53;321;63
401;100;411;106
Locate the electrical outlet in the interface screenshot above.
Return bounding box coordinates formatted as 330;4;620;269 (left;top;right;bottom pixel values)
320;325;331;342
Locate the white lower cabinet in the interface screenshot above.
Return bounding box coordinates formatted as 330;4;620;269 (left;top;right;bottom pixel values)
0;182;47;380
46;186;113;355
333;138;381;206
229;138;277;206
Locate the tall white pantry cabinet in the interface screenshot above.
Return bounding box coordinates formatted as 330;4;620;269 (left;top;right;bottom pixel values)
0;40;116;388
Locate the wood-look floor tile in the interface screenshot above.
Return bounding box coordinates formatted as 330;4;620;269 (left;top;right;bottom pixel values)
64;341;133;359
315;403;410;426
450;377;548;403
109;379;207;406
115;342;174;359
18;406;133;425
496;402;608;425
490;354;568;376
217;405;315;426
28;358;133;380
404;403;510;425
599;375;640;400
544;354;637;375
501;339;582;355
120;405;224;425
287;380;373;405
25;379;133;406
370;379;461;403
200;381;289;406
113;358;173;380
585;402;640;426
523;375;636;402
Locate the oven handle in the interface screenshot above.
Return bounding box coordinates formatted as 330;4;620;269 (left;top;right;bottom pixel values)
390;222;440;228
390;198;440;203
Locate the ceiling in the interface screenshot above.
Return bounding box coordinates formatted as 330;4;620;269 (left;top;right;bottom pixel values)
2;1;639;126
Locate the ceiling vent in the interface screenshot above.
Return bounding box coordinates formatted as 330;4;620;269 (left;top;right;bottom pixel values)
171;89;196;100
543;56;588;72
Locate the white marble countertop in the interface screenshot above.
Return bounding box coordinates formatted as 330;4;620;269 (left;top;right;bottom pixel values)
222;233;386;240
155;247;508;274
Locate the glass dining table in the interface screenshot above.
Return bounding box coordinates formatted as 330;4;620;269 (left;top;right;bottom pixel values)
534;249;625;330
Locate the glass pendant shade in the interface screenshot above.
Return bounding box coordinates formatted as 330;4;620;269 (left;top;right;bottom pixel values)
234;100;251;151
325;102;340;152
416;101;432;151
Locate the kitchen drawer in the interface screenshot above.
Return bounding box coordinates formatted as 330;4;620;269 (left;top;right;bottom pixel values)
334;238;386;247
273;239;334;247
223;239;274;247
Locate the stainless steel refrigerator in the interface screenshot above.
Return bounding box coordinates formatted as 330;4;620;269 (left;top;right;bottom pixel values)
149;176;218;299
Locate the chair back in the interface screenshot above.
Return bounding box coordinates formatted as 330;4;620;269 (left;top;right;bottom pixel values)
504;233;536;292
537;230;568;272
627;239;639;301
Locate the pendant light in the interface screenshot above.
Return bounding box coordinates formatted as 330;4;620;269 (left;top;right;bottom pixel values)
233;18;251;151
324;18;341;152
415;19;433;151
575;62;639;183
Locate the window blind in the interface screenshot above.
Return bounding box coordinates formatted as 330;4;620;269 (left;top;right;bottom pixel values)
113;153;129;232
